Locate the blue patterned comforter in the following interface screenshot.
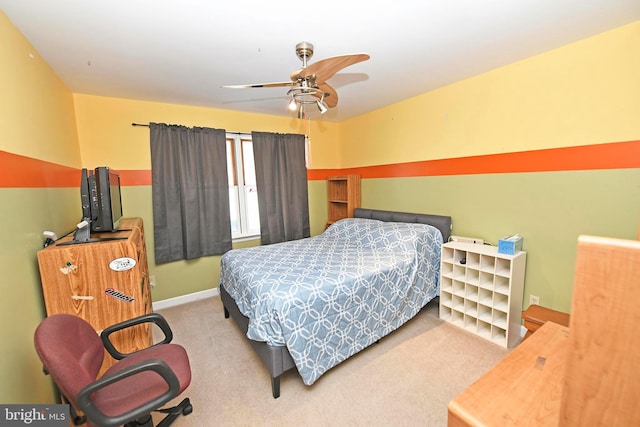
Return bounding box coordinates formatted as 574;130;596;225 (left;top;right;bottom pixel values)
219;217;443;385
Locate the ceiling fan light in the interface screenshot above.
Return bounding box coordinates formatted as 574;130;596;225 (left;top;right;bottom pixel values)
317;98;328;114
288;97;297;111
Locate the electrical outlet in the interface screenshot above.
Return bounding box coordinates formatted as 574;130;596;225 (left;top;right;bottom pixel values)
529;295;540;306
149;275;157;287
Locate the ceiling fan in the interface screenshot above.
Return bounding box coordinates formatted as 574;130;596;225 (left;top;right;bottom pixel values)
223;42;370;118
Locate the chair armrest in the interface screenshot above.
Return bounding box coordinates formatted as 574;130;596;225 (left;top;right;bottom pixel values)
101;312;173;360
77;358;180;427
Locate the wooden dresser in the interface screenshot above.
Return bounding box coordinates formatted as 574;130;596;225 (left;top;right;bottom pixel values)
448;235;640;426
37;217;152;373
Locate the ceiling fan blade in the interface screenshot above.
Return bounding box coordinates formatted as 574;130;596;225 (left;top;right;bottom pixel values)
290;68;305;82
297;53;370;83
223;81;296;89
315;83;338;108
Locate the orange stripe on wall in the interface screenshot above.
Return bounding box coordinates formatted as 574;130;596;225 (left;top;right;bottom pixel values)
0;151;78;188
308;140;640;180
3;140;639;187
120;170;152;186
0;152;152;188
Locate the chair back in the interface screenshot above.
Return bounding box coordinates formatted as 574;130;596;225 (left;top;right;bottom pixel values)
34;314;105;409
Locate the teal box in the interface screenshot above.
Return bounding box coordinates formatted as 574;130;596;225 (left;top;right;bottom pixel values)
498;235;523;255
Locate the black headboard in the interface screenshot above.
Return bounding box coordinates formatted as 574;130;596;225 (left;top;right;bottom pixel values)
354;208;452;242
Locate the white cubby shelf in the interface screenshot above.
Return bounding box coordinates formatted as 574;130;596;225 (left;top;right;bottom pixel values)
439;241;526;348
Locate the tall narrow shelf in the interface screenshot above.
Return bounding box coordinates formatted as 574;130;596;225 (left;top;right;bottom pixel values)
439;241;526;348
326;175;360;227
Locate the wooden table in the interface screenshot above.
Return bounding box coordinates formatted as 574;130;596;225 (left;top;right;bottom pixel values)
448;321;568;426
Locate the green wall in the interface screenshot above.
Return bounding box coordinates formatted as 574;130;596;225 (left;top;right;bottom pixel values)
0;188;79;403
362;169;640;311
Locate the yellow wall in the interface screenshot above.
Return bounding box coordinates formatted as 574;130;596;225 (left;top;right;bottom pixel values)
0;13;81;166
73;95;340;170
341;21;640;166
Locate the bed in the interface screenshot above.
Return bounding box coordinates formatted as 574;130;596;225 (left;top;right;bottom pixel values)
219;208;452;398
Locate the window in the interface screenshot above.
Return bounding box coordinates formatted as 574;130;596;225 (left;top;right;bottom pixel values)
227;133;260;239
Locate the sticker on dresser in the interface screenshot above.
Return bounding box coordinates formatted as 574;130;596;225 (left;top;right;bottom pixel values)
109;257;137;272
104;288;135;302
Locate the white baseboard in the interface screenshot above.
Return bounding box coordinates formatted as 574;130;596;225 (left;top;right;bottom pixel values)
152;287;219;311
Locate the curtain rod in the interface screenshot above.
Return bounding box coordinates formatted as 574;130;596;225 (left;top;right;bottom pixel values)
131;122;249;135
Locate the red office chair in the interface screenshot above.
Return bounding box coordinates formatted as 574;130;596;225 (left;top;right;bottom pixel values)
34;313;192;427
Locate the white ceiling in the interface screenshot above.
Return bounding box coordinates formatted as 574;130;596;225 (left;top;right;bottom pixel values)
2;1;640;122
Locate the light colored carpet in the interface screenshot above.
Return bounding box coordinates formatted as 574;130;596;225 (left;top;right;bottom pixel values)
155;295;508;426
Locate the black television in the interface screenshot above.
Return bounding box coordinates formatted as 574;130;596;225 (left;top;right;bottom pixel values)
91;166;123;232
65;167;124;244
